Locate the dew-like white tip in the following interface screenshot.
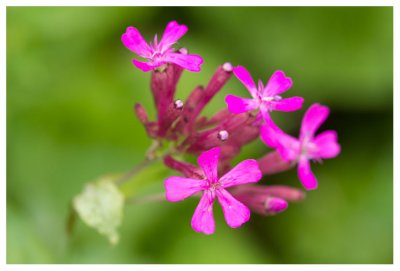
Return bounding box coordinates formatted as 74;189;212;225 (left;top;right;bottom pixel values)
217;130;229;141
174;99;184;110
179;48;188;54
222;62;233;72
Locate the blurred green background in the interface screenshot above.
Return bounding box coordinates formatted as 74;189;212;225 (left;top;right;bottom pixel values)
7;7;393;264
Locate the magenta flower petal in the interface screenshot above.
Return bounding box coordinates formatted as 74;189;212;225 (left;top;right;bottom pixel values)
197;147;220;183
297;157;318;190
216;188;250;228
259;104;272;122
165;176;206;202
263;70;293;96
312;130;341;159
233;66;258;99
121;27;152;58
276;142;300;162
225;94;259;113
191;192;215;235
300;103;330;140
220;159;261;188
132;59;155;72
159;21;188;52
260;123;280;148
260;122;300;161
269;96;304;112
164;52;203;72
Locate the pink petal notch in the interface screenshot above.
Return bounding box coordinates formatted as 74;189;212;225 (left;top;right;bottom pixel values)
263;70;293;97
219;159;262;188
121;26;152;58
232;66;258;98
312;130;341;159
300;103;330;140
159;21;188;52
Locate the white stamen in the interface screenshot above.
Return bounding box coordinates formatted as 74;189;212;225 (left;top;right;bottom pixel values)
174;99;184;109
262;95;282;102
179;47;188;54
217;130;229;141
222;62;233;72
262;96;274;102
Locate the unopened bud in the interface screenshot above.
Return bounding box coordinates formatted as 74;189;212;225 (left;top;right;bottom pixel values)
134;103;149;124
232;185;291;216
174;99;184;110
257;151;294;175
164;155;204;179
217;130;229;141
264;197;288;215
240;193;288;216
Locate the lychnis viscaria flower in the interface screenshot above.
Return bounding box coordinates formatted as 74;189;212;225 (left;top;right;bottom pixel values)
164;147;262;234
122;20;203;72
260;103;341;190
225;66;304;120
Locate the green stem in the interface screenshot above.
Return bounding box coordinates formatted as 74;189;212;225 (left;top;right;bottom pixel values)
115;139;165;186
125;192;166;205
115;158;156;186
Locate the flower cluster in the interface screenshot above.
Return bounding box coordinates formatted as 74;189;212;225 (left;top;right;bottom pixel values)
122;20;341;235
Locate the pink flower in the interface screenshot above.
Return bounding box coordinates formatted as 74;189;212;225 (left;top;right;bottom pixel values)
225;66;304;119
260;103;341;190
122;21;203;72
164;147;262;235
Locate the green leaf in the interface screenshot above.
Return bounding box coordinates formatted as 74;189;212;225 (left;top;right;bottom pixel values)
73;178;124;245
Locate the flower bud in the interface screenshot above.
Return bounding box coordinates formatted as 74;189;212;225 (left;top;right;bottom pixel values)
234;190;288;216
234;184;305;202
164;155;204;179
151;63;183;137
257;151;294;175
183;64;233;133
134;103;158;138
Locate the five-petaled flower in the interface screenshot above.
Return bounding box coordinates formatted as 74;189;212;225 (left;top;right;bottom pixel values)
122;21;203;72
164;147;262;235
260;103;341;190
225;66;304;120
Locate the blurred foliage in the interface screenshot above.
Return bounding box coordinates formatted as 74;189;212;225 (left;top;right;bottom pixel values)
7;7;392;263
